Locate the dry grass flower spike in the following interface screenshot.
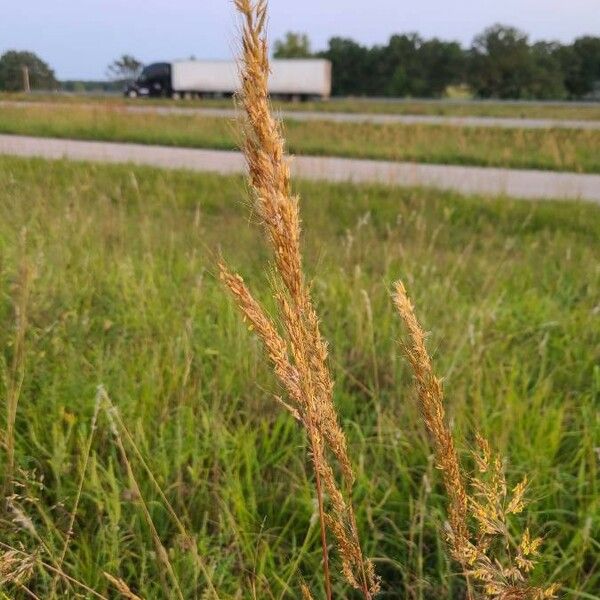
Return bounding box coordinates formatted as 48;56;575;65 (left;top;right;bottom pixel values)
220;1;379;597
393;280;559;600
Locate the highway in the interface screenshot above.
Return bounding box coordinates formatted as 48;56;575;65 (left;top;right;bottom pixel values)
1;134;599;203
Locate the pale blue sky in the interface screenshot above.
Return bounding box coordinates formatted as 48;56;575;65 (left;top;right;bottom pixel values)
2;0;598;79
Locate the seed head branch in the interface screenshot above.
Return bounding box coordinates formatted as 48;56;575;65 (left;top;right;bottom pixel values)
221;1;380;596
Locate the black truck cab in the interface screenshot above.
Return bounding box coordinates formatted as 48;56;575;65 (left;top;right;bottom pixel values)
124;62;172;97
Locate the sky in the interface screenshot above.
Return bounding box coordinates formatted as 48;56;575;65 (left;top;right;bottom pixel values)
1;0;598;80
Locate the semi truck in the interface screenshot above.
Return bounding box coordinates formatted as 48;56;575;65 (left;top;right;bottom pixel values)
124;59;332;100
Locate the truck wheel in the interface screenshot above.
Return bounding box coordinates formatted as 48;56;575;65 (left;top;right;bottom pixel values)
127;90;138;98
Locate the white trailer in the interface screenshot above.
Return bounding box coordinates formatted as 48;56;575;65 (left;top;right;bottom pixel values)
126;59;332;100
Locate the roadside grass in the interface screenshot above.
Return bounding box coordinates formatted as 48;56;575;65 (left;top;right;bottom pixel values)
3;91;600;120
1;104;600;173
0;156;598;598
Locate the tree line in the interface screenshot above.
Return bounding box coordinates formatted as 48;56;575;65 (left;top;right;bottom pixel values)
2;24;599;100
0;50;58;92
0;51;141;93
274;25;600;99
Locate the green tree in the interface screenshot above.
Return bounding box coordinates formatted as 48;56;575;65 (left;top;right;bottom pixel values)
559;36;600;97
316;25;598;99
417;39;465;97
383;34;422;96
273;32;312;58
364;34;466;98
0;50;57;91
529;42;567;99
321;33;466;98
319;37;370;96
468;24;534;98
106;54;142;82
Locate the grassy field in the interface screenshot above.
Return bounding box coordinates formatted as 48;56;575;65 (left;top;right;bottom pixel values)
3;92;600;120
2;104;600;173
0;156;598;598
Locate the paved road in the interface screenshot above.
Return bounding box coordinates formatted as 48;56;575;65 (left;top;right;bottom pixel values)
1;134;599;204
2;100;600;130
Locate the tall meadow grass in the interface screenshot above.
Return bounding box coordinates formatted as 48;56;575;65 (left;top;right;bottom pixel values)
3;91;600;120
0;155;597;597
1;105;600;173
0;0;598;596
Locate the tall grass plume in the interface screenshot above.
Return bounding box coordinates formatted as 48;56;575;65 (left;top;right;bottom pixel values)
219;1;379;597
393;280;559;599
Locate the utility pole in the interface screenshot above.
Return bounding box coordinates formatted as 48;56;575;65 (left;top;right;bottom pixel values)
22;65;31;93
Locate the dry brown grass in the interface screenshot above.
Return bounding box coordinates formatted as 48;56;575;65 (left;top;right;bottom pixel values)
0;540;109;599
0;548;35;587
393;281;560;600
219;1;379;597
300;581;316;600
392;281;469;547
104;572;144;600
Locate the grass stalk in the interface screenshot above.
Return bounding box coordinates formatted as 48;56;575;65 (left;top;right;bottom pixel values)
104;572;145;600
3;257;33;498
218;0;380;596
306;406;333;600
0;541;109;600
393;280;560;599
392;281;469;547
49;389;102;597
100;387;185;600
107;395;219;599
